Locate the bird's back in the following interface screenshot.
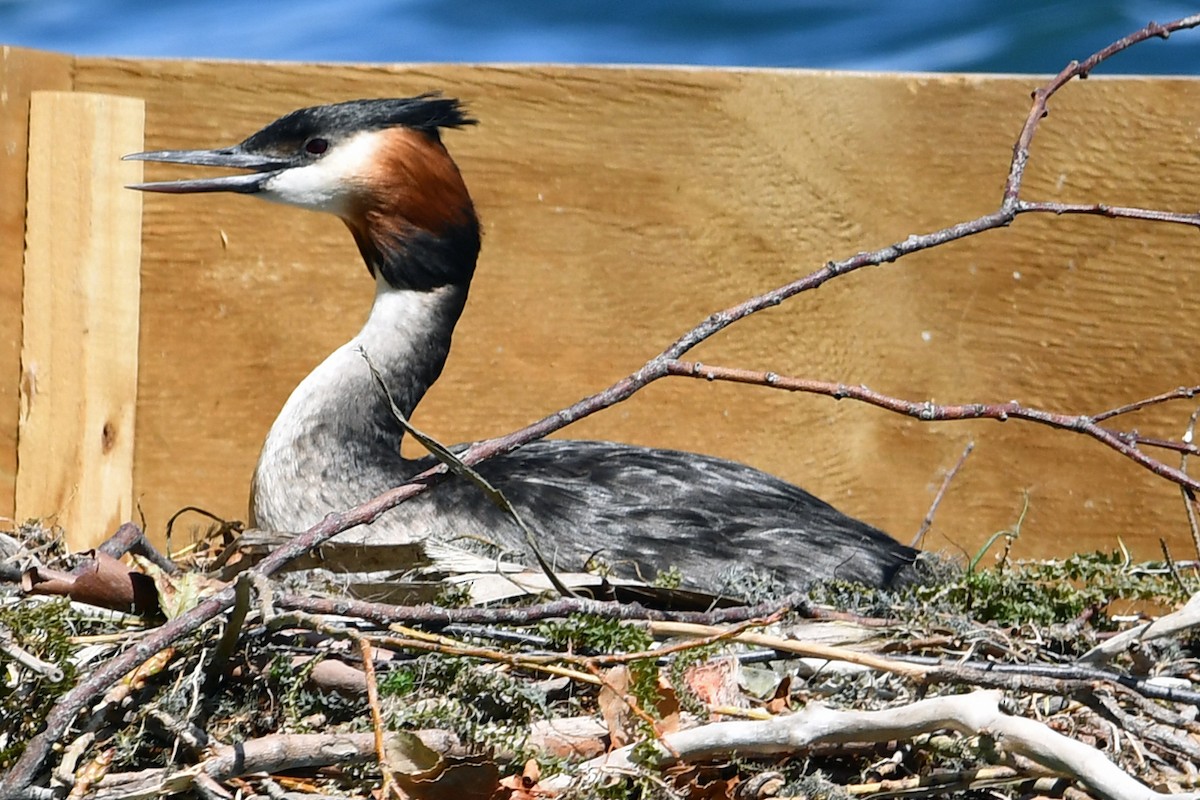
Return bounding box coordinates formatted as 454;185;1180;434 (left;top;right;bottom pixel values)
338;439;919;595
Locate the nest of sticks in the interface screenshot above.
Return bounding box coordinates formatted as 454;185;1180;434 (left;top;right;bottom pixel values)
2;517;1200;800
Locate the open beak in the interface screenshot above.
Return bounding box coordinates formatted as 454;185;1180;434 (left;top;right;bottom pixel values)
123;147;291;194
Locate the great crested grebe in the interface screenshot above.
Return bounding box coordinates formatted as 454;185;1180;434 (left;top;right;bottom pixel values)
127;96;918;595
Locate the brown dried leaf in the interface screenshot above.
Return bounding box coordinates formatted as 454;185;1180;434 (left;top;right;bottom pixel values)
667;764;740;800
654;672;681;735
598;665;635;748
134;554;225;619
764;674;792;715
497;758;555;799
520;758;540;786
384;730;499;800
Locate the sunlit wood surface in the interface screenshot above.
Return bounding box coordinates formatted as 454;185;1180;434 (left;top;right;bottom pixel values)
4;46;1199;561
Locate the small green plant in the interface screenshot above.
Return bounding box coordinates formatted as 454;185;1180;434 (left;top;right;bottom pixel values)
381;655;550;756
652;565;683;589
433;582;473;608
379;666;416;697
537;614;653;654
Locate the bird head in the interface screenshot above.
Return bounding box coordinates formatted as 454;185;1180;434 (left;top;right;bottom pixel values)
127;95;480;289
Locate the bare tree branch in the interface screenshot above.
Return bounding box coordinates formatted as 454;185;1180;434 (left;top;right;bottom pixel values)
573;690;1200;800
662;359;1200;492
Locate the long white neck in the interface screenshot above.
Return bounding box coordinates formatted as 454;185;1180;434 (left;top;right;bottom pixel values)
250;278;468;529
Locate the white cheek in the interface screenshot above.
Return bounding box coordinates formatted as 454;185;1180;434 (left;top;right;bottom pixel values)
258;130;384;215
260;164;347;213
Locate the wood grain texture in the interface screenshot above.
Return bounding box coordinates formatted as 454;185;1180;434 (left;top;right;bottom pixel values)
0;47;73;525
16;92;144;550
62;58;1200;562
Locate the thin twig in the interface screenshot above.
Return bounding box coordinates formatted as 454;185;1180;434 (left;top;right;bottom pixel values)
273;590;811;628
912;441;974;549
1014;200;1200;229
1095;386;1200;423
843;765;1062;798
663;360;1200;492
650;620;928;679
358;638;398;799
0;624;65;682
1180;407;1200;560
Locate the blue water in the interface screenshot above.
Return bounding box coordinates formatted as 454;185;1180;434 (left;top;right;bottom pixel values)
1;0;1198;73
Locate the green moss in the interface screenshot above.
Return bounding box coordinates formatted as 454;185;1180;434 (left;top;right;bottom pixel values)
912;550;1192;629
0;598;79;767
536;614;653;654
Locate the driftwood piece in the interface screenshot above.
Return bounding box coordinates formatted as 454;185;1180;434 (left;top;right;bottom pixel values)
1079;590;1200;664
88;731;465;799
575;690;1199;800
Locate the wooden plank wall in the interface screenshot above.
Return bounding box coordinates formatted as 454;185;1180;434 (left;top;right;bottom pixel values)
16;92;143;549
4;48;1200;562
0;47;73;527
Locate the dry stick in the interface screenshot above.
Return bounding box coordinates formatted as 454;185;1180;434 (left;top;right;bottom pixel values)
375;633;601;685
1078;591;1200;665
1013;201;1200;228
843;766;1063;799
358;638;399;800
1128;434;1200;458
4;15;1200;798
664;361;1200;493
0;625;64;683
1082;689;1200;768
893;652;1200;706
648;620;928;679
95;522;179;576
912;441;974;549
391;612;785;671
579;690;1200;800
273;590;811;628
88;733;417;798
1093;385;1200;423
1179;407;1200;559
592;612;786;666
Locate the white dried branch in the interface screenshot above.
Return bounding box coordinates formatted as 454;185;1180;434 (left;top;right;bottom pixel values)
1080;591;1200;664
575;690;1199;800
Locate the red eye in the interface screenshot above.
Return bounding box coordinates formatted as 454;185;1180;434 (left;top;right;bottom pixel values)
304;138;328;155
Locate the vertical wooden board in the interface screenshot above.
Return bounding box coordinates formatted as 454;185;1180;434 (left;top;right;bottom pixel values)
17;91;144;550
0;47;73;526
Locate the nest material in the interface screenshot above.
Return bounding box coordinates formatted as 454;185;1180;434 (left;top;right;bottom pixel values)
2;519;1200;800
